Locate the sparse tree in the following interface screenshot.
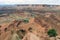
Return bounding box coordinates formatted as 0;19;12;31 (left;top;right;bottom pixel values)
47;29;57;40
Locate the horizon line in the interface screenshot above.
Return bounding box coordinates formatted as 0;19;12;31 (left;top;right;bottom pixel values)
0;4;60;5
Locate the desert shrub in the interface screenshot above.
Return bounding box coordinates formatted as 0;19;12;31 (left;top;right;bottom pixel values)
23;19;29;23
47;29;57;37
31;14;35;17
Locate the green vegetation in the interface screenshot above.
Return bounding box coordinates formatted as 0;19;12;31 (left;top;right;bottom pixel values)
47;29;57;37
23;18;29;23
31;14;35;17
